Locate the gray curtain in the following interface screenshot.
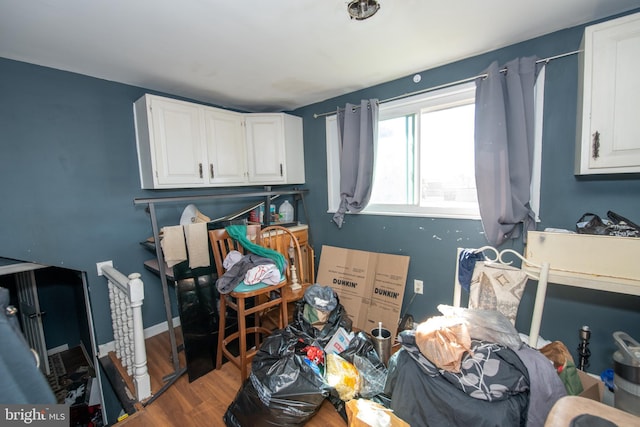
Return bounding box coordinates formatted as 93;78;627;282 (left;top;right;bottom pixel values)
474;57;540;246
332;99;378;228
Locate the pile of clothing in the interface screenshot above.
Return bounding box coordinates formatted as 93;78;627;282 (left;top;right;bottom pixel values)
216;250;284;294
384;306;568;427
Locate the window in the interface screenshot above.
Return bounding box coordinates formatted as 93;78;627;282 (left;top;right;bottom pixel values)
326;71;544;220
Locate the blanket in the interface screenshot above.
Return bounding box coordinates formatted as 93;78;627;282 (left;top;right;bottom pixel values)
385;331;529;427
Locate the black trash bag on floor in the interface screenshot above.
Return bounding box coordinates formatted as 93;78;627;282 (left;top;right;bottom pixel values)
339;331;385;369
340;332;388;398
287;294;352;348
327;332;391;422
223;327;330;427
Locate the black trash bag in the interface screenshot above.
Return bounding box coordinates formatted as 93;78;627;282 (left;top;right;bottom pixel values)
327;332;391;422
287;294;353;348
576;211;640;237
576;213;610;235
339;331;385;369
223;328;330;427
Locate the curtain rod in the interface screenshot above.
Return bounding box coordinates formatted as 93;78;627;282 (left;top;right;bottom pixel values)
313;49;581;119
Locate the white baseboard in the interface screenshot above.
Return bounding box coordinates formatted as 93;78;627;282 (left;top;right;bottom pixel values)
98;316;181;358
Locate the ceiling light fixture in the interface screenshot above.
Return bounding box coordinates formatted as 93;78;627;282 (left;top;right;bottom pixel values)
348;0;380;21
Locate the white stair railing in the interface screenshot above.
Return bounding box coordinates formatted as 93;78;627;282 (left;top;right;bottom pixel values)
101;265;151;402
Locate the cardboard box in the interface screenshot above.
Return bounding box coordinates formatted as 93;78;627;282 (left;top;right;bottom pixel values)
577;369;604;402
316;245;410;338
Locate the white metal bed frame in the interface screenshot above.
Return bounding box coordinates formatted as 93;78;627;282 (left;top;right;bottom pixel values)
453;246;551;348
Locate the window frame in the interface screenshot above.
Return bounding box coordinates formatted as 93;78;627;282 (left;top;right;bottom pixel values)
326;70;544;221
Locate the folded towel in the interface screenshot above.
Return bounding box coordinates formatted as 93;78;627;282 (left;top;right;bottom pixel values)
160;225;187;268
185;222;210;268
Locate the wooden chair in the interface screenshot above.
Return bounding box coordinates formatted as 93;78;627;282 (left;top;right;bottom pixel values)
208;225;288;380
259;225;313;324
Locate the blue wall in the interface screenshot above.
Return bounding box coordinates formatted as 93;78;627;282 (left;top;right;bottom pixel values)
293;18;640;374
0;10;638;380
0;58;280;347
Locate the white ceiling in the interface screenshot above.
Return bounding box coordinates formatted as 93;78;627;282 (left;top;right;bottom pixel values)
1;1;639;112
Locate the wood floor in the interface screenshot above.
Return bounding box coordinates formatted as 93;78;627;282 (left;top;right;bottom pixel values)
116;329;346;427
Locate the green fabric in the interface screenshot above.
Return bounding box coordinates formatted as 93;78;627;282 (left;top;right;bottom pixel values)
559;360;584;395
225;224;287;273
233;281;271;293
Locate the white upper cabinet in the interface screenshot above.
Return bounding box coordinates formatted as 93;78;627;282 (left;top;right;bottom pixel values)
202;108;248;185
576;12;640;175
133;94;305;189
134;95;206;188
245;113;305;185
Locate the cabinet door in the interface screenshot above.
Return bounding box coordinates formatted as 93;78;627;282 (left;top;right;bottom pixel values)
245;114;287;183
149;97;207;186
576;12;640;174
202;108;248;185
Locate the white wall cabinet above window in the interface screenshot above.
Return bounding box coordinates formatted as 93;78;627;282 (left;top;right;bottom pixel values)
575;12;640;175
133;94;305;189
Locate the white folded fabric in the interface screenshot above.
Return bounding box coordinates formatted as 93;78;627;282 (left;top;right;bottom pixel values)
244;264;282;285
160;225;187;268
185;222;210;268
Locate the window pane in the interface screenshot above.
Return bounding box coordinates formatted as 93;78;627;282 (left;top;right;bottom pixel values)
420;103;476;208
370;115;415;205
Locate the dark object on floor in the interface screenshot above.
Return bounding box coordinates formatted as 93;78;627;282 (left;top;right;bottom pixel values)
223;327;330;427
173;262;224;383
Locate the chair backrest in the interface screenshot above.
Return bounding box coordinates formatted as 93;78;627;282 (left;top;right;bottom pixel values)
259;225;306;286
208;225;261;277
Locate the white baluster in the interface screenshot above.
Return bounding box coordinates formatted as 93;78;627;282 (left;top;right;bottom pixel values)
128;273;150;400
102;266;151;402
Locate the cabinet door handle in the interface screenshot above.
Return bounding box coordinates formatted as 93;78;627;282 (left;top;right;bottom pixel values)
279;163;283;177
199;163;203;178
592;131;600;160
210;164;214;179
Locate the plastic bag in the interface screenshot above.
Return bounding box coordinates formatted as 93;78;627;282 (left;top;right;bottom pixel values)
414;316;472;373
437;304;523;350
353;355;387;398
223;327;330;427
326;331;390;421
339;332;387;398
326;353;361;402
576;211;640;237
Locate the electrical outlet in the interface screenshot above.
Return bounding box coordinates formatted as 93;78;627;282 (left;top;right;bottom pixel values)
96;260;113;276
414;279;423;294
